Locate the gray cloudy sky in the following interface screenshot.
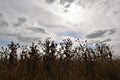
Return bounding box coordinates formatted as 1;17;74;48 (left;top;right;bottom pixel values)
0;0;120;55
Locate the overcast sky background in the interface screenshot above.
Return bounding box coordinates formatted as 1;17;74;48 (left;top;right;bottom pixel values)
0;0;120;55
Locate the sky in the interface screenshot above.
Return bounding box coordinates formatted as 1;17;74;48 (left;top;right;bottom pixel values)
0;0;120;55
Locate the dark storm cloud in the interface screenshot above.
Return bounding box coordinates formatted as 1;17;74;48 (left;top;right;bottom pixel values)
13;17;27;27
0;20;9;27
27;27;47;34
86;30;107;38
86;28;117;38
103;38;112;42
46;0;55;4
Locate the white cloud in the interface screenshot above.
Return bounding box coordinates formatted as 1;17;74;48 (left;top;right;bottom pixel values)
0;0;120;55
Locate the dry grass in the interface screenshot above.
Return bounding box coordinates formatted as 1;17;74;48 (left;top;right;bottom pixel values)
0;38;120;80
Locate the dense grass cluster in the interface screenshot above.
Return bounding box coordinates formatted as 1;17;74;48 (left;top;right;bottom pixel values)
0;37;120;80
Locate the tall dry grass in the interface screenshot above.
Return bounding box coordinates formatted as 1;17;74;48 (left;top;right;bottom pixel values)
0;38;120;80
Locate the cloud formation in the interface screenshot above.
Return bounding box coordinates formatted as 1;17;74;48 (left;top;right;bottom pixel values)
13;17;27;27
0;0;120;55
103;38;112;42
0;13;4;19
46;0;55;4
27;26;47;34
0;20;9;27
86;28;117;38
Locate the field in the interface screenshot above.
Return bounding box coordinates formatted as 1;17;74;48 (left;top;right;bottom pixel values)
0;38;120;80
